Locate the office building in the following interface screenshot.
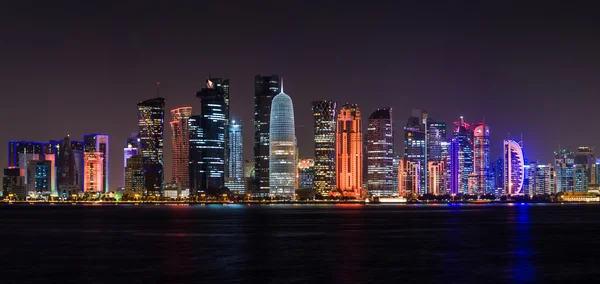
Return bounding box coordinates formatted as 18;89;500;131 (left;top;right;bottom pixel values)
555;149;575;193
253;75;280;196
83;152;104;193
428;161;447;195
124;154;144;197
225;121;245;194
170;107;192;186
404;109;426;194
297;159;315;189
189;79;226;195
336;104;362;197
525;163;556;195
269;86;296;198
83;134;109;192
56;135;80;197
503;140;525;195
398;157;420;196
427;120;447;162
311;100;337;196
207;78;230;177
3;168;26;199
138;97;165;196
123;133;139;187
472;123;492;195
26;160;51;195
367;108;395;196
449;119;473;195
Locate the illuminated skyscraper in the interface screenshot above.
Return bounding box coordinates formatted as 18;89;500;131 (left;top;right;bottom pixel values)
404;109;426;194
170;107;192;186
269;86;296;198
253;75;280;196
472;123;492;195
311;100;337;196
56;135;79;197
398;157;419;196
83;152;104;193
26;160;51;195
7;141;44;185
208;78;230;177
225;121;245;194
189;79;226;195
124;154;144;197
449;119;473;195
83;134;109;192
297;159;315;188
575;146;595;187
525;163;556;195
336;104;362;197
427;120;447;162
123;133;139;187
554;149;574;193
138;97;165;196
367;108;395;196
428;161;447;195
503;140;525;195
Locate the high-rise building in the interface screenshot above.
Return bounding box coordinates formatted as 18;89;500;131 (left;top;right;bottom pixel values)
493;157;504;195
404;109;426;194
207;78;230;178
311;100;337;196
427;120;447;162
269;86;296;198
83;152;104;193
26;160;51;195
7;141;44;185
575;146;596;186
449;119;473;195
472;123;492;195
336;104;362;197
428;161;447;195
189;79;226;195
124;154;144;197
3;168;26;199
83;134;109;192
367;108;395;196
503;140;525;195
554;149;575;193
297;159;315;189
525;163;556;195
138;97;165;196
225;121;245;194
253;75;280;196
398;157;420;196
56;135;79;197
170;107;192;186
123;133;139;187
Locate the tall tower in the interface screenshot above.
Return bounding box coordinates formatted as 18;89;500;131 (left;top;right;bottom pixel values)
311;100;337;196
404;109;427;194
367;108;395;196
83;134;109;192
208;78;230;177
123;133;139;187
170;107;192;186
83;152;104;192
189;79;226;195
336;104;362;197
503;140;525;195
472;123;491;195
449;119;473;195
225;121;246;194
56;136;79;197
137;97;165;196
554;149;574;193
269;84;296;198
253;75;280;197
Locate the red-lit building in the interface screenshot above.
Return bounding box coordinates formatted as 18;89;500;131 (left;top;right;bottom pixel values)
170;107;192;187
336;104;362;197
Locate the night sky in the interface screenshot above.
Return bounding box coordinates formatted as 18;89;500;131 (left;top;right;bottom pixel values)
1;0;599;190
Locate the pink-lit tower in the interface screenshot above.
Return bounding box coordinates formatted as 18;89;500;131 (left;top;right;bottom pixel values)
170;107;192;187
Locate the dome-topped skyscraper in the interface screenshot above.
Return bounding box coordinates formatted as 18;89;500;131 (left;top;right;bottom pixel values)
269;81;296;198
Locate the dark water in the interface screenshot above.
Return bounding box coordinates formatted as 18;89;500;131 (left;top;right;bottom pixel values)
1;203;600;283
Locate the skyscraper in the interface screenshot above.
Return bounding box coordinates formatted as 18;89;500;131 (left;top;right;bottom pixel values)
8;141;44;185
26;160;51;195
404;110;426;194
503;140;525;195
367;108;395;196
525;163;556;195
208;78;230;178
472;123;492;195
428;161;447;195
269;86;296;198
297;159;315;189
225;121;245;194
336;104;362;197
575;146;595;186
124;154;144;197
83;134;109;192
311;100;337;197
123;133;139;187
83;151;104;192
56;135;79;197
398;157;420;196
554;149;574;193
189;79;226;195
427;120;447;162
138;97;165;196
170;107;192;187
449;119;473;195
253;75;280;196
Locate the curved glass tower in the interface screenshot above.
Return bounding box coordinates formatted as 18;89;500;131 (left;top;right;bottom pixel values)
269;87;296;198
503;140;525;195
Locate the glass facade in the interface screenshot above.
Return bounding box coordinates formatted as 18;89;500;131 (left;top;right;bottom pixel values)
138;97;165;196
253;75;280;196
554;149;575;193
472;124;492;195
311;100;337;196
503;140;525;195
170;107;192;187
449;122;473;195
367;108;395;196
269;91;296;198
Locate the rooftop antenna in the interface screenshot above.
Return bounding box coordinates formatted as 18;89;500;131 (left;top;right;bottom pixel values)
280;77;284;93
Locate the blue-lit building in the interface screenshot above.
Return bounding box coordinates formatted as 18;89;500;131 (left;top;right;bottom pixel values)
449;120;473;195
225;121;245;194
404;109;426;194
189;79;226;195
269;85;296;198
27;160;51;195
554;149;574;193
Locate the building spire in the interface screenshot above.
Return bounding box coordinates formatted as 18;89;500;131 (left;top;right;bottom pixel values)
280;77;284;94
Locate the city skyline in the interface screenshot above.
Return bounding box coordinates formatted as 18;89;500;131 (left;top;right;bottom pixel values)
2;1;599;190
